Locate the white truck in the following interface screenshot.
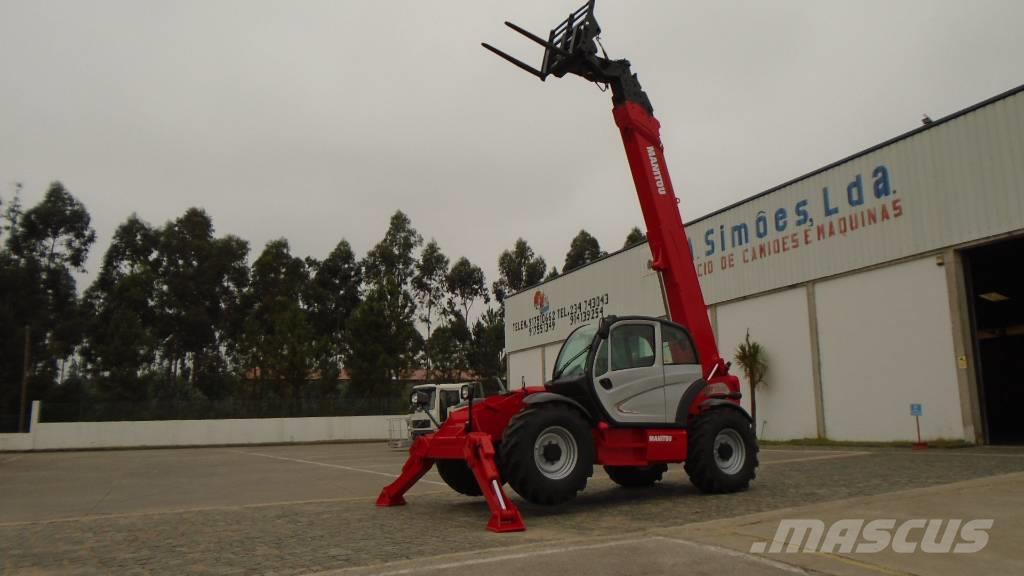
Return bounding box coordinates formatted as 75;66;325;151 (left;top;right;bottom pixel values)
391;377;503;438
387;379;507;447
406;382;481;439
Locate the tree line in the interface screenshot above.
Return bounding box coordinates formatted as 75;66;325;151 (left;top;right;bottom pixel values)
0;182;646;425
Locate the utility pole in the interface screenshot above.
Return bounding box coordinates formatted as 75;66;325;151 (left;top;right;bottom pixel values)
18;324;31;433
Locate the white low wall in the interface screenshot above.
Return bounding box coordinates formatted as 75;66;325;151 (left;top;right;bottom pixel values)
0;432;33;451
0;401;393;451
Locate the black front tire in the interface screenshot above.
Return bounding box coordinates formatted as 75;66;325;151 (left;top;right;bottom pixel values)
604;464;668;488
500;404;594;506
436;459;482;496
684;408;759;493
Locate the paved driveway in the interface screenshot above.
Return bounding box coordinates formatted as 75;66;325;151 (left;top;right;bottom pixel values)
2;443;1022;574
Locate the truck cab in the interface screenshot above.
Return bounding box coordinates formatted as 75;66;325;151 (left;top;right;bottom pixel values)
407;382;482;439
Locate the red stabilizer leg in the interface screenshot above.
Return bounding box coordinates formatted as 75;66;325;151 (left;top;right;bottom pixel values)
377;437;434;507
463;432;526;532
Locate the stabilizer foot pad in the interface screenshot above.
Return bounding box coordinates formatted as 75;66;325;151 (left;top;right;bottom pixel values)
488;513;527;532
375;492;407;507
465;432;527;532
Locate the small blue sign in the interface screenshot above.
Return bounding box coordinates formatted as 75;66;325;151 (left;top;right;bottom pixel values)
910;403;923;417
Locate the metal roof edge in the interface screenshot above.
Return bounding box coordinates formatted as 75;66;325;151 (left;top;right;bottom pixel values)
686;82;1024;227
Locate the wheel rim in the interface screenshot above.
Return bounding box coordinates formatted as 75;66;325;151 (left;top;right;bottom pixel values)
533;425;578;480
714;428;746;475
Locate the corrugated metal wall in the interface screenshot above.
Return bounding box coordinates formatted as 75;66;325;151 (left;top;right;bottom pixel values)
815;256;963;441
688;88;1024;304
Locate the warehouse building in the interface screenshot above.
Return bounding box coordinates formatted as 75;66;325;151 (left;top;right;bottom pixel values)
504;84;1024;444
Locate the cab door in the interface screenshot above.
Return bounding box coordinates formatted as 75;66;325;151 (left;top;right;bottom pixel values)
592;320;666;425
660;323;703;423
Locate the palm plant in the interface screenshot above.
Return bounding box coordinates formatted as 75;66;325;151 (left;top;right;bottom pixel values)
734;330;767;436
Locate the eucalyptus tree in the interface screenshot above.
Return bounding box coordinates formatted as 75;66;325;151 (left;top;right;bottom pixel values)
154;208;249;396
344;211;423;396
343;281;422;398
239;239;314;402
468;307;505;381
362;210;422;290
623;226;646;248
563;229;604;272
446;256;489;321
413;239;449;372
8;181;95;273
305;239;362;387
492;238;546;303
4;182;95;398
81;214;161;399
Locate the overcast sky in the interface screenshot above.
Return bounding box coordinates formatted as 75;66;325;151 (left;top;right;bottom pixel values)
2;0;1021;298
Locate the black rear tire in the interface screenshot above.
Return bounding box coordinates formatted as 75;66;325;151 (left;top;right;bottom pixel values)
604;464;667;488
500;404;594;506
684;408;759;493
436;459;482;496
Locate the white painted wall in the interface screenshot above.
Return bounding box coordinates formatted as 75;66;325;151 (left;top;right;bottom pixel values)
717;287;819;440
816;257;964;441
509;347;544;390
505;244;665;353
503;254;968;443
0;433;32;451
0;402;392;451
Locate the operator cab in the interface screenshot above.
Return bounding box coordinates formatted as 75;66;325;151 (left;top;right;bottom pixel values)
548;315;704;426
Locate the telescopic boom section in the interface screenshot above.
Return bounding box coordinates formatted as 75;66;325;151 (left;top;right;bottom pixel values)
482;1;728;379
612;102;724;378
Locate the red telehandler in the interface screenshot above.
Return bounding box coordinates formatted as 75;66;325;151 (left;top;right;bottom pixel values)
377;1;758;532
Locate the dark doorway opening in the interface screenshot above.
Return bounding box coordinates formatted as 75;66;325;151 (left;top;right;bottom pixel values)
964;236;1024;444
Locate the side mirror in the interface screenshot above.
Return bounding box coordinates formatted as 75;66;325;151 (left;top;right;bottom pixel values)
598;315;617;339
460;385;472;401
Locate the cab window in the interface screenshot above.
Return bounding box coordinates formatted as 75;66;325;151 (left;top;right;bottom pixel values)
440;389;461;419
553;324;597;379
662;324;698;365
610;324;656;371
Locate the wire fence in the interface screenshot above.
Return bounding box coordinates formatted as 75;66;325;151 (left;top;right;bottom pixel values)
39;396;411;423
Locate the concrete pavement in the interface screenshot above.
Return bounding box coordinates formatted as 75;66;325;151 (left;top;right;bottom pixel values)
2;444;1023;574
339;470;1024;576
659;470;1024;576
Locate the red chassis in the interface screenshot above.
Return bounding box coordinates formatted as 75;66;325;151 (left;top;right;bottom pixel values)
377;388;691;532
